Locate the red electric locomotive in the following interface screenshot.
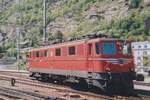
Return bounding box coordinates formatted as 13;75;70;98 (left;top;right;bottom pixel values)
27;35;136;94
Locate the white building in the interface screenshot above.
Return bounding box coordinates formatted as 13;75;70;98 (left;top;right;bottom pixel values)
132;41;150;68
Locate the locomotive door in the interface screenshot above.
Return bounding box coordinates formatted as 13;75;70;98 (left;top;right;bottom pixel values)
87;43;94;72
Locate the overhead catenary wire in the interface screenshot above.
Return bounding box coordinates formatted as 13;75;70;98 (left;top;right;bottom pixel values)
16;0;22;71
43;0;48;45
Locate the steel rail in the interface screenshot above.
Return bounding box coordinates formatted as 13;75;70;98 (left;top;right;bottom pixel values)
134;81;150;87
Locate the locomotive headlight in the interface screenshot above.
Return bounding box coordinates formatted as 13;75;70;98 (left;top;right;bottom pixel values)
130;68;134;71
105;67;111;72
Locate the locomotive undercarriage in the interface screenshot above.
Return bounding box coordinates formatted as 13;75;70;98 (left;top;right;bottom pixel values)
91;72;136;94
29;70;136;94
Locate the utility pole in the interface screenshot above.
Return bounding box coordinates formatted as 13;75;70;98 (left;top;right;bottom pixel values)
16;27;20;70
43;0;47;45
1;32;6;55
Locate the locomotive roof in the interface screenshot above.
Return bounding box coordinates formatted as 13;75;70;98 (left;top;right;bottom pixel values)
29;38;130;52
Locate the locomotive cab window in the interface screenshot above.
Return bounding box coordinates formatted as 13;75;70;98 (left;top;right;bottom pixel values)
122;43;132;55
88;44;93;55
103;42;117;55
69;46;75;55
95;42;101;54
55;48;61;56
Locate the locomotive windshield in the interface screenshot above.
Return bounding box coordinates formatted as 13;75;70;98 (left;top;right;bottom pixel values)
122;42;132;55
95;41;132;55
103;42;117;55
95;42;117;55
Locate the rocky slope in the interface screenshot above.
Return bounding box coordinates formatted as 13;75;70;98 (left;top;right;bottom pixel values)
0;0;149;56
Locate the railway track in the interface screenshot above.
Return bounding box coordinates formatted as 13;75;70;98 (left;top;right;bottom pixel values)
0;70;29;79
0;70;149;100
0;74;113;100
134;81;150;87
0;86;50;100
0;70;29;75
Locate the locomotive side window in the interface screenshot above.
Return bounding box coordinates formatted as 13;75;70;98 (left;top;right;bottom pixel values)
44;50;48;57
88;44;92;55
56;48;61;56
95;42;100;54
36;51;40;57
69;46;75;55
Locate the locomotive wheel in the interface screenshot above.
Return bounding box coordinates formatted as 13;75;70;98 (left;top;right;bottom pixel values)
105;76;135;95
55;78;65;84
123;80;135;95
41;74;49;82
29;72;34;77
105;80;118;94
78;79;88;91
136;74;144;81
